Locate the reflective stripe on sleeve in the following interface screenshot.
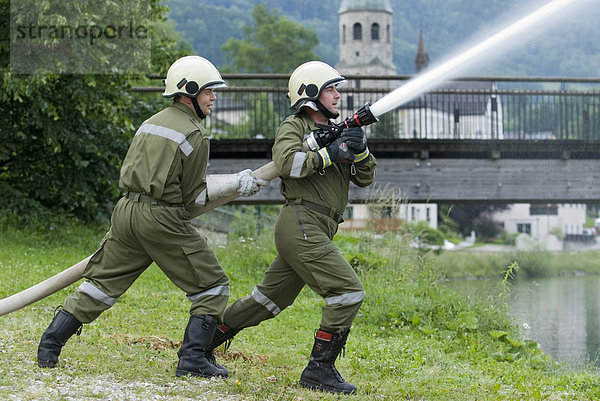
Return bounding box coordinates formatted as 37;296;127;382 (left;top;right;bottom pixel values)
290;152;307;178
187;285;230;302
324;290;365;306
251;287;281;316
136;123;194;156
354;148;370;163
317;147;332;168
79;281;118;306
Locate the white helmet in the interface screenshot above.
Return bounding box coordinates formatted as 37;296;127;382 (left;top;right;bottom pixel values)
162;56;226;98
287;61;346;110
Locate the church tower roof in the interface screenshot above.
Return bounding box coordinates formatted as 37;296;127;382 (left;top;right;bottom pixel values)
339;0;393;14
414;30;429;73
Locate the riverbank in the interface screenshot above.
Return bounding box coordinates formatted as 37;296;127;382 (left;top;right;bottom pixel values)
1;223;600;400
448;274;600;371
459;240;600;254
432;237;600;279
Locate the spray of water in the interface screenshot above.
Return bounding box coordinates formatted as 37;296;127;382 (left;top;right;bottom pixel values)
369;0;591;118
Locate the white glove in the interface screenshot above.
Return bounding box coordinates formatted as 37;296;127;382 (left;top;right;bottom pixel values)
236;169;270;197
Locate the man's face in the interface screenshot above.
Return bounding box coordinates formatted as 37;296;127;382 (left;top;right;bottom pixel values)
196;88;217;116
319;85;340;116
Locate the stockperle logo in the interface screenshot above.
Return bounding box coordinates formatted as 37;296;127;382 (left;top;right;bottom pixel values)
10;0;152;74
14;20;148;46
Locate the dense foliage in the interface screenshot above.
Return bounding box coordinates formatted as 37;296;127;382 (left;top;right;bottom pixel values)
221;4;319;73
0;0;189;221
166;0;600;77
166;0;340;68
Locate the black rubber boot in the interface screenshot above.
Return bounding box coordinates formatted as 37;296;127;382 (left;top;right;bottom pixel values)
205;324;238;371
37;309;82;368
299;329;357;394
176;315;228;378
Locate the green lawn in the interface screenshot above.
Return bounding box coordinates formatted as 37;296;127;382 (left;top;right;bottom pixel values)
1;223;599;400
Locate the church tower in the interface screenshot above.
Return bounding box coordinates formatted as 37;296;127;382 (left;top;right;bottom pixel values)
414;30;429;73
336;0;397;77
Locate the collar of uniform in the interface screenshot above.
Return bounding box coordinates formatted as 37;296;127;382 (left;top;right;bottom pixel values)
294;112;332;129
170;101;198;121
303;114;334;131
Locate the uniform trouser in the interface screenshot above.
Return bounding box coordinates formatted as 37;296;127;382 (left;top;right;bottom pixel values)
64;197;230;324
223;204;365;334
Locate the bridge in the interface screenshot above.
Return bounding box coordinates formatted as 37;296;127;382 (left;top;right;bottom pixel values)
132;74;600;203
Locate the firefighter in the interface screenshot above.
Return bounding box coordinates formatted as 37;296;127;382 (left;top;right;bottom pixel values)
206;61;377;394
36;56;269;378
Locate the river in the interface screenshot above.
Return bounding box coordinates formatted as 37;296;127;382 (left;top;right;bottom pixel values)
449;275;600;368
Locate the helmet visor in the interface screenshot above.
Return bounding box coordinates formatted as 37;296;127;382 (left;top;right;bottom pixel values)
204;82;227;90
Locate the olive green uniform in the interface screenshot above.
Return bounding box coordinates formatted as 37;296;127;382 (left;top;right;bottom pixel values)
223;113;377;334
64;102;229;324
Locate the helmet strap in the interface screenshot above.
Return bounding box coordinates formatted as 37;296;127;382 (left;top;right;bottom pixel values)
315;100;339;120
191;97;206;119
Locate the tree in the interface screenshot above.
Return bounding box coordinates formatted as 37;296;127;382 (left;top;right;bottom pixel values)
440;203;507;237
0;0;189;222
221;3;319;73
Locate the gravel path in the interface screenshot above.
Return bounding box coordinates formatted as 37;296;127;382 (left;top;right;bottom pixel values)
0;331;240;401
1;368;240;401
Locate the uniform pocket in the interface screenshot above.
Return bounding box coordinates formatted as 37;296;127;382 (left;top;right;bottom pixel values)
83;231;111;276
180;238;227;289
181;238;208;256
297;241;337;263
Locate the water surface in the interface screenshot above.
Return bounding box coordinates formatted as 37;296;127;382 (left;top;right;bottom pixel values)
449;275;600;367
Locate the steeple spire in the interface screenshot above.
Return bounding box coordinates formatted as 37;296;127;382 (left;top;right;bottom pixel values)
415;30;429;73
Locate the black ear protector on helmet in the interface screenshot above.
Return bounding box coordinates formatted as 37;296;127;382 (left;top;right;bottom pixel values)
296;81;340;119
172;78;206;119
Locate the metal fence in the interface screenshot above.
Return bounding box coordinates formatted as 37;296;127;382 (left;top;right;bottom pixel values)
133;74;600;141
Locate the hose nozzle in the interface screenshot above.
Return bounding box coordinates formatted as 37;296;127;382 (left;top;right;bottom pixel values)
303;103;379;151
338;102;379;129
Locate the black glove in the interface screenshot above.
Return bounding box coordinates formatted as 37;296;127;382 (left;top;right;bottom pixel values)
317;137;355;169
341;127;367;153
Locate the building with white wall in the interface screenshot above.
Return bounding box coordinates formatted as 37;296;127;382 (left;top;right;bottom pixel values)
341;203;438;231
488;203;587;239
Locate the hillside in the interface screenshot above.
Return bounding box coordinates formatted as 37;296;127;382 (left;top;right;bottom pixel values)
165;0;600;77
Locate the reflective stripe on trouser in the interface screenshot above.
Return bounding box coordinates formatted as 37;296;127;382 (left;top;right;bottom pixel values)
64;197;229;323
223;206;364;333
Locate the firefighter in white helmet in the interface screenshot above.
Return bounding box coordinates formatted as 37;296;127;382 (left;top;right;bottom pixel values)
36;56;268;378
206;61;377;395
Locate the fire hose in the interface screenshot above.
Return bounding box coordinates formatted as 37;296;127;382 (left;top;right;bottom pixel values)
0;0;584;317
0;105;377;317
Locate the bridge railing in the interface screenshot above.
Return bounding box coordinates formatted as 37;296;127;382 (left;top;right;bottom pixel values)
133;74;600;141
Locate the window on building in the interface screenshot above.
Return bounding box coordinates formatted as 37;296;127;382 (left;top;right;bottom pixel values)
529;204;558;215
386;25;390;43
517;223;531;234
353;23;362;40
342;25;346;43
371;23;380;40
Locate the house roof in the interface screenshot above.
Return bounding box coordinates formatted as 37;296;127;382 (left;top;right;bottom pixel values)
400;81;495;115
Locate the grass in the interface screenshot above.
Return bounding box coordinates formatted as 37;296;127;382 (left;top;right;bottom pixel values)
432;248;600;280
1;222;600;400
